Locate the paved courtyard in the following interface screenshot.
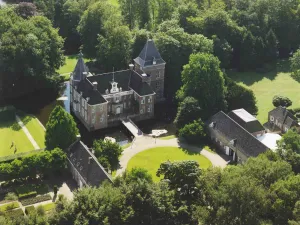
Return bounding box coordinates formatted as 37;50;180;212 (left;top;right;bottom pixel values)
116;136;227;176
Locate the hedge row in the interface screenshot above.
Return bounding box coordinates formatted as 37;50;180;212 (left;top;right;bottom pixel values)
0;149;44;164
5;208;24;217
18;191;37;199
25;205;35;215
20;194;52;206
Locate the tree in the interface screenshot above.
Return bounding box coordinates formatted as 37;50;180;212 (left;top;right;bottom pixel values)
179;53;226;119
179;120;206;144
45;105;79;150
272;95;292;107
212;35;232;68
93;139;123;170
132;29;150;59
290;49;300;82
155;0;174;25
0;15;64;100
77;1;121;58
123;167;153;183
225;75;258;115
264;29;278;63
15;2;37;19
157;160;201;197
97;24;132;71
174;96;202;129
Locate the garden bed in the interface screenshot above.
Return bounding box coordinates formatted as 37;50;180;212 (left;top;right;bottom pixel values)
25;205;35;215
20;194;52;206
0;201;19;211
15;183;48;199
5;208;24;217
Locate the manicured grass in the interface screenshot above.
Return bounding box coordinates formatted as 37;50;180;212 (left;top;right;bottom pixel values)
0;119;33;157
42;202;55;211
228;60;300;123
127;147;212;182
57;55;89;75
0;202;19;211
159;135;176;140
20;114;45;149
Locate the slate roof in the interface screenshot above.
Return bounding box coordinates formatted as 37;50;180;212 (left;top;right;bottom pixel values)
207;111;268;158
74;80;106;105
73;52;89;81
87;70;155;96
134;39;165;68
68;141;112;186
228;109;265;134
269;106;298;128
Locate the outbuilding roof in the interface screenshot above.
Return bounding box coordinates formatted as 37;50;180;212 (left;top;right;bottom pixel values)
269;106;298;128
68;141;112;187
207;111;268;158
228;109;265;134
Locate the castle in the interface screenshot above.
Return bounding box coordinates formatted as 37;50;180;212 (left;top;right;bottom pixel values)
69;40;165;131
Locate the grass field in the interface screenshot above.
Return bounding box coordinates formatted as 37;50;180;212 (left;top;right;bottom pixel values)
127;147;212;182
57;55;89;75
0;120;33;157
228;60;300;123
20;114;45;149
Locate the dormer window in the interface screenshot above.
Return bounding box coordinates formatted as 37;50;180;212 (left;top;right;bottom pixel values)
229;139;237;146
209;122;216;128
110;82;119;93
153;57;156;65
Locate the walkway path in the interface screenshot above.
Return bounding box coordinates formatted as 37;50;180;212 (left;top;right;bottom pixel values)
116;137;227;176
15;115;39;150
121;118;143;137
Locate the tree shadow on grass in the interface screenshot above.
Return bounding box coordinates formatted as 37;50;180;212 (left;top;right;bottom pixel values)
227;59;291;86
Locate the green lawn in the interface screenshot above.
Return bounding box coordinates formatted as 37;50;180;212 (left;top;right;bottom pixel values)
0;120;34;157
57;55;89;75
42;202;55;211
127;147;212;182
20;114;45;149
228;60;300;123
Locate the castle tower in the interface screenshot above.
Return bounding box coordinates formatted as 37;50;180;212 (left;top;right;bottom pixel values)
71;52;89;86
134;39;166;102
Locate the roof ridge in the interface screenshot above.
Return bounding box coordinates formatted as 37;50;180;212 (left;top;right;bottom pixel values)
216;111;268;149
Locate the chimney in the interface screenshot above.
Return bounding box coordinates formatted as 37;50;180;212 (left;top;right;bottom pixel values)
86;97;90;102
92;82;98;91
88;156;92;164
129;64;134;70
76;134;81;141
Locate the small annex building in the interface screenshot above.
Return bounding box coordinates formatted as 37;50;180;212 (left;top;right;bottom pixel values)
268;106;299;133
67;137;112;188
207;111;269;163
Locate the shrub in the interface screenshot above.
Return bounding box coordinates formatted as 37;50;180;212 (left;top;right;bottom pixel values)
272;95;292;108
25;205;35;215
20;194;52;206
4;192;18;201
36;205;45;216
42;202;55;211
179;120;206;144
0;202;19;211
5;208;24;217
18;191;37;199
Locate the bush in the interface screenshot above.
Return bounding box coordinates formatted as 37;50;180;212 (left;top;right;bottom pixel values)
20;194;52;206
4;192;18;201
272;95;292;107
5;208;24;217
36;205;45;216
179;120;206;144
42;202;55;211
25;205;35;215
18;191;37;199
0;202;19;211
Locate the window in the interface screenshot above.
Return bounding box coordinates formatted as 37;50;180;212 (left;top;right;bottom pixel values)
147;106;151;112
100;117;104;123
270;116;274;122
140;109;144;114
148;96;152;103
100;105;103;111
156;71;160;78
141;97;145;104
156;81;160;89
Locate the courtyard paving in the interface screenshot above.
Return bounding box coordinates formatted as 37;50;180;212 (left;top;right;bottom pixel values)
116;137;228;176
